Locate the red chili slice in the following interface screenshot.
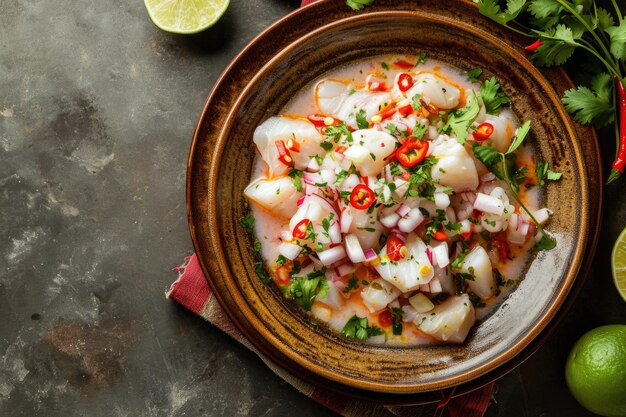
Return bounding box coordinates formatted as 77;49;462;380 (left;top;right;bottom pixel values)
397;102;413;117
378;310;393;327
292;219;310;239
422;102;440;115
473;122;494;141
307;114;329;127
394;60;415;69
287;137;300;152
433;230;447;241
524;39;542;52
368;80;388;92
378;103;397;120
460;224;474;240
275;140;294;167
275;266;291;286
397;73;414;92
396;136;429;168
350;184;375;210
386;235;407;261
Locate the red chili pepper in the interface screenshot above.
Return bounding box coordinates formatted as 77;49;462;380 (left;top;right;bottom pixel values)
335;145;348;154
492;232;509;261
292;219;310;239
609;75;626;183
378;310;393;327
397;73;414;92
307;114;327;127
397;101;413;117
422;102;440;115
473;122;494;141
524;39;542;52
368;80;388;92
287;137;300;152
396;136;429;168
401;171;411;181
275;266;291;286
394;60;415;69
350;184;376;210
275;140;294;166
460;224;474;240
433;230;447;241
386;235;407;261
379;103;397;120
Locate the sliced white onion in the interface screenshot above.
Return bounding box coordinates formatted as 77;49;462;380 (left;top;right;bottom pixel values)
380;212;400;229
318;246;347;266
308;193;338;217
429;278;443;293
432;243;450;268
532;208;553;225
363;248;378;262
307;158;320;173
329;222;342;244
473;193;505;215
459;219;473;235
278;242;302;260
398;208;425;233
382;185;392;202
340;209;353;233
336;262;356;277
428;125;438;140
396;203;411;217
309;254;324;266
303;172;323;185
343;174;360;189
394;180;409;197
344;234;366;263
280;230;293;242
320;169;335;185
461;192;476;204
434;192;450;209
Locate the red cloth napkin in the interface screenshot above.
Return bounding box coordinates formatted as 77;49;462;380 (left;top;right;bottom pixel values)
168;1;495;415
168;254;494;417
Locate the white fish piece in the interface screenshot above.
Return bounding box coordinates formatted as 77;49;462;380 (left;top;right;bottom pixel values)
253;116;324;177
405;73;461;109
346;129;396;176
316;278;344;310
462;245;496;299
484;114;517;152
430;135;479;192
346;204;384;249
375;233;433;292
244;176;302;218
315;80;392;129
360;278;401;313
415;294;475;343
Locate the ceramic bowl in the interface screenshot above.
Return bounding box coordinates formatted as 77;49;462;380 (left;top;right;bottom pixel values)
187;0;602;401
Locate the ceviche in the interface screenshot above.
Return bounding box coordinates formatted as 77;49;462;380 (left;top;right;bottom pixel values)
241;55;560;345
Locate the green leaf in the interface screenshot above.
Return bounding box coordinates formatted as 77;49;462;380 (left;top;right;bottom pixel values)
533;24;578;66
346;0;375;10
506;120;532;154
466;67;483;82
528;0;561;19
255;261;270;284
285;270;327;311
477;0;527;25
356;109;369;129
605;18;626;60
413;122;428;139
342;315;383;339
597;8;615;30
288;169;304;192
480;76;510;115
442;92;480;144
239;213;255;231
473;144;501;173
534;232;557;250
562;72;615;127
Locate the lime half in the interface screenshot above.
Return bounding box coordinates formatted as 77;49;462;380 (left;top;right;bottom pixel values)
611;226;626;302
144;0;229;34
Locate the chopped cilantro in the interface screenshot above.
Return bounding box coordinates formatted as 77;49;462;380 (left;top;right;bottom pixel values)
342;315;384;339
239;213;255;231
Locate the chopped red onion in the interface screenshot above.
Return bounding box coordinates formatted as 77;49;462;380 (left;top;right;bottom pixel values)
434;192;450;209
307;158;320;173
303;172;322;185
380;212;400;229
296;196;305;207
480;172;496;182
363;248;378;262
340;209;353;233
432;243;450;268
336;262;356;277
398;208;425;233
309;254;324;266
396;203;411;217
329;222;342;244
344;234;366;263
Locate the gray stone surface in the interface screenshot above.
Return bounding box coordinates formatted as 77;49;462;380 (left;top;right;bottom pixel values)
0;0;624;416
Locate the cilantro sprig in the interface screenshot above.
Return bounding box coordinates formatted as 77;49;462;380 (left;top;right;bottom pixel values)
476;0;626;183
472;120;557;250
342;315;384;339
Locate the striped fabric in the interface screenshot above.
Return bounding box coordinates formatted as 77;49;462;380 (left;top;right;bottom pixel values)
167;254;494;417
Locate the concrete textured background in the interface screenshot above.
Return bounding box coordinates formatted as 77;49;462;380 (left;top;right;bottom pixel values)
0;0;624;416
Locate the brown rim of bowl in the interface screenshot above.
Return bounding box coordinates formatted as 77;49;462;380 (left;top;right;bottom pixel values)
198;9;590;393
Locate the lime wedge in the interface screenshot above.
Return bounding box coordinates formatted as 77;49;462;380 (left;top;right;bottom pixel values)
144;0;229;34
611;226;626;302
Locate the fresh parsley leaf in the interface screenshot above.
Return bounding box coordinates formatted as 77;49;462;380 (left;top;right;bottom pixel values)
534;232;557;250
239;213;255;231
334;169;348;186
506;120;532;154
255;261;270;284
466;67;483;82
320;141;334;151
356;109;369;129
253;239;262;254
276;254;286;266
477;0;527;25
480;76;510;115
342;315;383;339
533;24;578;66
285;270;327;311
413;122;428;139
346;0;375;11
326;122;353;144
562;72;615;127
536;160;562;185
605;17;626;60
527;0;561;19
411;93;423;110
597;8;615;30
288;169;304;192
473;144;500;172
441;92;480;144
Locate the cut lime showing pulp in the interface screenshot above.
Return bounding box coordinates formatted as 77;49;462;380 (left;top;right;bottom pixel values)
144;0;229;34
611;226;626;303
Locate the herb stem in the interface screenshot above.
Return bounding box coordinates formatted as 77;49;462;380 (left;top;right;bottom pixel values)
610;0;623;21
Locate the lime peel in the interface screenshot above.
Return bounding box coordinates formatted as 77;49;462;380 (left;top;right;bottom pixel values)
611;226;626;303
144;0;229;34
